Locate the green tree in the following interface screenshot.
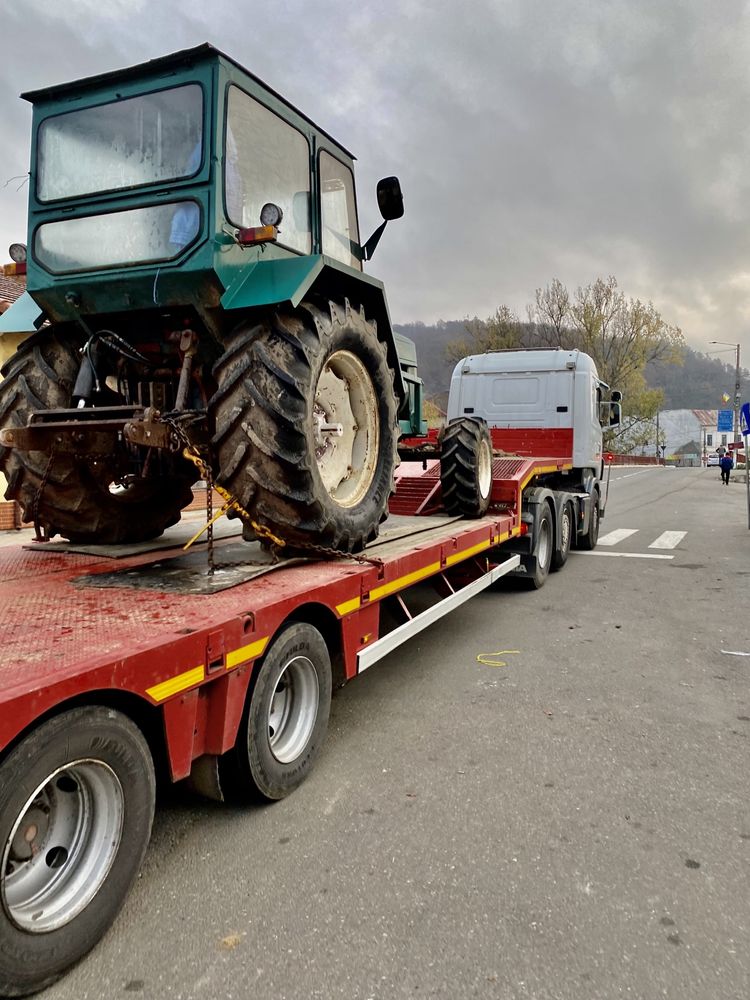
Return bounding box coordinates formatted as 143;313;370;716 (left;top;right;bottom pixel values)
445;305;526;363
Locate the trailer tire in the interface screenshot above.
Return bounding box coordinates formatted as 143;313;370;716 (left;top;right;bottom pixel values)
440;417;493;517
551;500;574;571
0;331;195;543
0;707;155;997
527;503;553;589
211;300;399;553
227;623;332;802
578;495;600;551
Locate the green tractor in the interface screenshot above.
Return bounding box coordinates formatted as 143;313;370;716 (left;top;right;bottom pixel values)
0;44;425;552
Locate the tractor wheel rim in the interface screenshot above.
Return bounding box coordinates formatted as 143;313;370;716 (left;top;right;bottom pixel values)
313;350;379;508
477;436;492;499
268;655;320;764
2;760;124;933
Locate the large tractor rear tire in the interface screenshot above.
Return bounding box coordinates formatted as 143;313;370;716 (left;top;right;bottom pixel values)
210;300;399;553
0;331;195;543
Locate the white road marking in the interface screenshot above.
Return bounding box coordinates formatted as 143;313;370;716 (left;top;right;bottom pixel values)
649;530;687;550
598;528;639;546
576;551;674;560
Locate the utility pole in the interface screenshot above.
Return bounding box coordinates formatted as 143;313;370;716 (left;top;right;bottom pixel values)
656;410;660;464
734;342;741;454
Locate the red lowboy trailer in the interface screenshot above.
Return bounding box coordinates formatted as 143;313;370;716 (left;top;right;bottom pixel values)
0;449;587;996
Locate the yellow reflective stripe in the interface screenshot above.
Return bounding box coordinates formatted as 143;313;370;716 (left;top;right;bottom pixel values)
226;636;269;670
519;463;571;491
445;538;491;567
336;596;361;616
369;561;442;602
146;665;205;702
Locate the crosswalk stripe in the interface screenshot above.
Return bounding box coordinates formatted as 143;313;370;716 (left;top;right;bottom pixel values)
649;531;687;550
598;528;638;546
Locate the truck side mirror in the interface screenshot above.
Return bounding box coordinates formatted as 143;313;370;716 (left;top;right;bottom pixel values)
377;176;404;221
610;390;622;403
609;402;622;427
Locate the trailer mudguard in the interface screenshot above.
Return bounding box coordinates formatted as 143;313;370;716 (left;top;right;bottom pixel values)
220;254;407;406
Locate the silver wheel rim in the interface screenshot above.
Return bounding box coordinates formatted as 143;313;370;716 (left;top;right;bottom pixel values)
561;506;572;552
477;436;492;500
313;350;379;508
538;517;551;569
268;656;320;764
2;760;124;933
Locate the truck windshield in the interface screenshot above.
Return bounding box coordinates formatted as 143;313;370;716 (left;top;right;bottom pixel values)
37;84;203;201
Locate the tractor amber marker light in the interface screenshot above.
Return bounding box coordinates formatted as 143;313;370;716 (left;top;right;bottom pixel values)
146;665;205;702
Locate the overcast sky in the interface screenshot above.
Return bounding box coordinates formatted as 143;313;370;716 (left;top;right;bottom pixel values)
2;0;750;365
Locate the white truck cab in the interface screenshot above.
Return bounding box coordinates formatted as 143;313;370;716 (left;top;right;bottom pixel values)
447;348;620;474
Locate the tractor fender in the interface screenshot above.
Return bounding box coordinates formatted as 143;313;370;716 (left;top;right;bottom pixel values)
220;254;406;407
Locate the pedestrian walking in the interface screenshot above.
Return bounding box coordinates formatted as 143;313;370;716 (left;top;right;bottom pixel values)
720;451;733;485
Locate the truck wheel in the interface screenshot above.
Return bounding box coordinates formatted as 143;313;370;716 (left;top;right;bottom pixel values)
0;331;195;543
551;500;574;570
578;495;600;551
226;623;333;802
210;300;399;553
0;707;155;997
440;417;493;517
527;502;553;589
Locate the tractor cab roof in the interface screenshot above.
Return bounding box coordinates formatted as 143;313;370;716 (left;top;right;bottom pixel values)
21;42;354;159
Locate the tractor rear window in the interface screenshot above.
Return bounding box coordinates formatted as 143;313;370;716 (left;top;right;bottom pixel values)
37;84;203;201
34;201;201;273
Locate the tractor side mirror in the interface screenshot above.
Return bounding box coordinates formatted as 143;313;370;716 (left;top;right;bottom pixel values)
377;176;404;221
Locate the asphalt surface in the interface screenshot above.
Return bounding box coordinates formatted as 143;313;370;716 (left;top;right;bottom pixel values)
32;467;750;999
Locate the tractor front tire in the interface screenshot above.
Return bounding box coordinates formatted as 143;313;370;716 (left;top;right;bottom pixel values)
0;331;195;543
440;417;493;517
211;300;399;553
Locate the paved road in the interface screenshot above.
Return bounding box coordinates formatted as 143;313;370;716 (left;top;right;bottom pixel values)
43;467;749;1000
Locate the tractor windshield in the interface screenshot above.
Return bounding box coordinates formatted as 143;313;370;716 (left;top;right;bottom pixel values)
37;84;203;201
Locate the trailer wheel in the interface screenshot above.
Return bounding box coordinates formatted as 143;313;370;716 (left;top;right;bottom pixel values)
0;707;155;997
210;300;399;553
551;500;574;571
527;503;553;589
0;331;195;543
440;417;493;517
228;623;333;802
578;495;600;551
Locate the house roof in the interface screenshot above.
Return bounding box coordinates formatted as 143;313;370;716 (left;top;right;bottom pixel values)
0;274;26;309
692;409;718;426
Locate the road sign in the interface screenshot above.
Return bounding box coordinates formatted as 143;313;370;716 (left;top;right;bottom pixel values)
717;409;733;432
741;402;750;436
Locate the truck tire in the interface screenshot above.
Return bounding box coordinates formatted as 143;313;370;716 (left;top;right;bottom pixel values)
210;300;398;553
578;494;600;551
551;500;574;570
440;417;493;517
224;623;333;802
0;331;195;543
0;707;155;997
527;502;553;589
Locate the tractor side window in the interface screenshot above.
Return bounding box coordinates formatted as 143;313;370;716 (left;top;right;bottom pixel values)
225;86;311;254
319;152;361;270
37;85;203;201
